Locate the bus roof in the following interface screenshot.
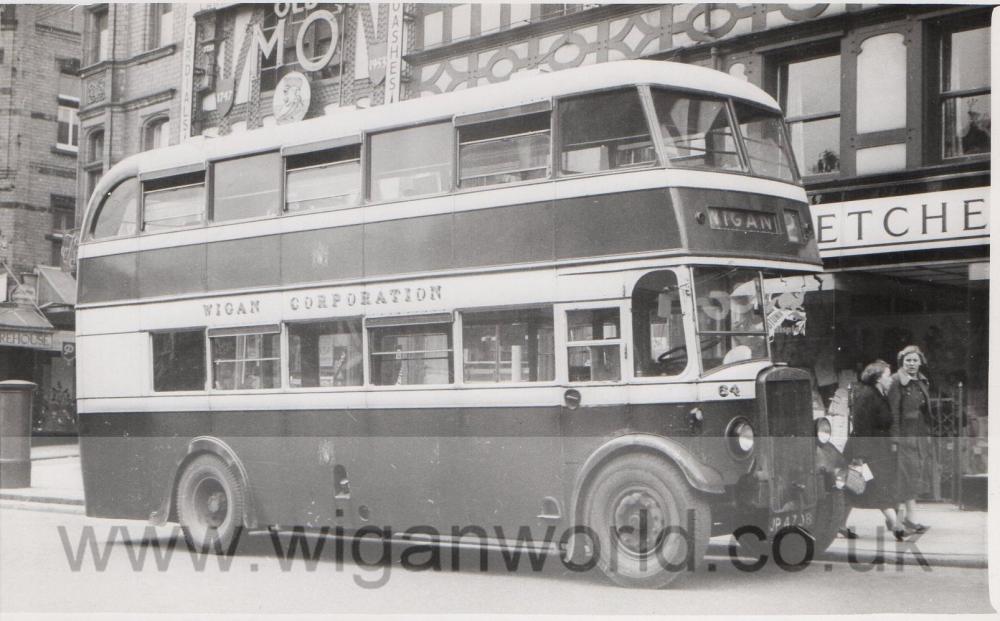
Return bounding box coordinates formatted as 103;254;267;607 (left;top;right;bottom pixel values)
88;60;782;213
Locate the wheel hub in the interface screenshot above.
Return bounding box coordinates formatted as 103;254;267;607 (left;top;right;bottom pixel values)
613;489;666;555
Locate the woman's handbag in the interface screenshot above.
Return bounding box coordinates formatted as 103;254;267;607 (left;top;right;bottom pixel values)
845;462;871;495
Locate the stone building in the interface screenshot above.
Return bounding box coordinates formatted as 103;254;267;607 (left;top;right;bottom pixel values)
0;5;82;433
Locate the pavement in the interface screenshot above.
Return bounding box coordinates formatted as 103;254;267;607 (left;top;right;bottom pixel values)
0;441;988;569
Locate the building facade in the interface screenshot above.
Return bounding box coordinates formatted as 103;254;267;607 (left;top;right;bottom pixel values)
0;5;82;434
77;3;989;498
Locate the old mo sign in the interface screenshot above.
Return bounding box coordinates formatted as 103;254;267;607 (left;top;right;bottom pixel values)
252;3;340;74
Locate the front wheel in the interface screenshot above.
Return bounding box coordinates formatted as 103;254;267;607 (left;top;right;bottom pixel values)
811;489;848;554
582;454;710;589
176;453;246;553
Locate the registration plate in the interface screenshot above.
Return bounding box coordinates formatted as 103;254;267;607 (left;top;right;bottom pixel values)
768;511;814;534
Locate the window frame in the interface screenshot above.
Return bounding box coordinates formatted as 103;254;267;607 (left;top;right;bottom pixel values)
139;167;207;235
629;269;697;382
283;138;363;214
209;150;283;225
150;328;208;393
555;300;629;385
366;120;455;203
285;316;366;390
689;267;771;375
89;7;109;65
147;3;173;50
455;107;553;191
366;314;456;388
457;305;556;385
928;16;991;163
207;324;283;392
142;115;171;151
56;99;80;152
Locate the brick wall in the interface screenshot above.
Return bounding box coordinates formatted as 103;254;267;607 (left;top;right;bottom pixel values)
0;5;81;275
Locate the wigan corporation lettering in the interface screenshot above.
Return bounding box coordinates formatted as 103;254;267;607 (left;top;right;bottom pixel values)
291;285;443;311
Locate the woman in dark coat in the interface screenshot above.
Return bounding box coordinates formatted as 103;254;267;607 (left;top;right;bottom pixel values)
888;345;932;533
847;359;904;539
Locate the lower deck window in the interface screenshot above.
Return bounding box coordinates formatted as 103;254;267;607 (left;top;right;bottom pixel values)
210;327;280;390
288;319;363;387
566;308;622;382
369;322;453;385
152;330;205;391
462;308;554;383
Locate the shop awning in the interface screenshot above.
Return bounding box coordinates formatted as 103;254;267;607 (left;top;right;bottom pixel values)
36;266;76;308
0;304;56;350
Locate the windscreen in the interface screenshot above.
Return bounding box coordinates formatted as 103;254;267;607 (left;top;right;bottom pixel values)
692;267;768;371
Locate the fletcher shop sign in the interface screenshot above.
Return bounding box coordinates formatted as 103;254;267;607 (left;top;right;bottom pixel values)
810;187;989;257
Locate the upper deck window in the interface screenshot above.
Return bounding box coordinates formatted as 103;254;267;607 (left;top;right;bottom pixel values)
558;88;655;175
651;89;741;172
89;178;138;240
143;171;206;233
212;152;281;223
733;102;796;182
286;144;362;212
458;112;550;188
370;123;453;201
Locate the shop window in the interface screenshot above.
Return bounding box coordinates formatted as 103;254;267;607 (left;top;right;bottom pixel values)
632;271;687;378
142;171;205;232
89;8;109;64
369;123;452;201
940;24;990;158
458;111;550;188
462;307;554;383
210;326;281;390
288;319;363;388
148;3;172;50
285;143;361;212
369;316;453;386
56;102;79;151
212;152;281;222
651;88;740;172
143;117;170;151
566;308;622;382
152;330;206;392
559;88;654;175
90;178;138;240
777;53;841;176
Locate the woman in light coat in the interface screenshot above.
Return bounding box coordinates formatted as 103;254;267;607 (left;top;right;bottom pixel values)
887;345;931;534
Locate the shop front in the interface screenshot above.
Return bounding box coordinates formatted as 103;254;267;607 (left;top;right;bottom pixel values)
780;185;991;504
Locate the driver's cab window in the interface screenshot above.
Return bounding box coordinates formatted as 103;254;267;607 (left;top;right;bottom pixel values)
691;267;768;371
632;270;687;377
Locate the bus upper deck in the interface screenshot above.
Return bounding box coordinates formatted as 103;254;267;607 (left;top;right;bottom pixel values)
76;60;820;308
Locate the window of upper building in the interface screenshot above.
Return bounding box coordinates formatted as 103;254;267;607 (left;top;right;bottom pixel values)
143;116;170;151
89;178;138;240
285;142;362;212
87;129;104;165
89;8;109;64
558;88;655;175
148;3;173;50
457;109;550;188
211;152;281;223
939;23;990;159
259;6;340;92
369;122;453;201
142;171;206;232
56;101;79;152
776;52;841;176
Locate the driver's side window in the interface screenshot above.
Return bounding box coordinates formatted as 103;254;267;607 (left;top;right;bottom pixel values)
632;270;687;377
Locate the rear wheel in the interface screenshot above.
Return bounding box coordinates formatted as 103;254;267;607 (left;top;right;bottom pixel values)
176;454;246;553
582;454;710;589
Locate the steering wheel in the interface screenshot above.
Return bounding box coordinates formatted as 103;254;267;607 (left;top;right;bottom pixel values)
657;344;688;364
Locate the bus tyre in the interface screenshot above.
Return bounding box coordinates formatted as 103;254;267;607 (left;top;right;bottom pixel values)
583;454;710;589
811;489;848;554
176;454;246;554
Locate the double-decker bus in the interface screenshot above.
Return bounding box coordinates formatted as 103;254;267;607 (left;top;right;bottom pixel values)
76;60;847;588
